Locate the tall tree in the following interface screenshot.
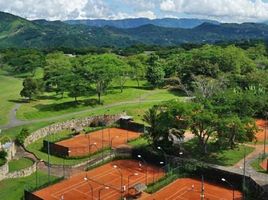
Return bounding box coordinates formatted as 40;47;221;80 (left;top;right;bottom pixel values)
146;54;165;88
20;77;40;100
188;104;218;154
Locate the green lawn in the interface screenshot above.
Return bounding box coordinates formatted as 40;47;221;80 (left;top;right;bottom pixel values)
0;171;58;200
251;155;268;174
8;157;34;173
129;137;149;147
0;70;22;125
184;138;255;166
26;134;91;166
16;78;181;121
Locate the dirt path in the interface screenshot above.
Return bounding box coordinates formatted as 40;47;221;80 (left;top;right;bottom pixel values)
1;90;184;130
234;144;267;169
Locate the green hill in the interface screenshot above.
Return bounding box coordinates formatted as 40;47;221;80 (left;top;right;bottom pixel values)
0;11;268;49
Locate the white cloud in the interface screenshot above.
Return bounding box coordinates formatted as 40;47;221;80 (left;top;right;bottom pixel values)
0;0;108;20
122;0;157;10
110;10;156;19
160;0;268;22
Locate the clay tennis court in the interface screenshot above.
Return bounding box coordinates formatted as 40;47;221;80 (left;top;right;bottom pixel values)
57;128;140;157
142;178;242;200
260;158;268;171
33;160;165;200
256;119;267;142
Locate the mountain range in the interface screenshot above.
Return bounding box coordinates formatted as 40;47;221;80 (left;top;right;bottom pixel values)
65;18;220;29
0;11;268;49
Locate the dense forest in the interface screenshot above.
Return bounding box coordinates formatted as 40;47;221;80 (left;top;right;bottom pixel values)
1;42;268;154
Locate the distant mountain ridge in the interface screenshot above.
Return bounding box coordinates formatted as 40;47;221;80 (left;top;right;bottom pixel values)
0;11;268;49
65;17;220;29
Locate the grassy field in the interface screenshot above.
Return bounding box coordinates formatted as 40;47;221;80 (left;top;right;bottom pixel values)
184;139;255;166
0;70;22;125
0;171;58;200
16;78;181;121
251;155;268;174
8;157;34;173
1;101;159;141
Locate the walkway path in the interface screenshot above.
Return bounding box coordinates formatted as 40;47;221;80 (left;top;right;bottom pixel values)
224;144;268;190
1;89;184;130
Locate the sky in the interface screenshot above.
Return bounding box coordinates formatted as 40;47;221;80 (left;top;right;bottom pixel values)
0;0;268;22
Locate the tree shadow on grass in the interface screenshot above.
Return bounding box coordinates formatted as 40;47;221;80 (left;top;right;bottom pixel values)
33;98;100;112
183;138;235;166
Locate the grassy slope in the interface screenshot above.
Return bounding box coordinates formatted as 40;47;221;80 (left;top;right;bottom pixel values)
251;155;268;174
0;171;58;200
8;157;34;173
184;139;255;166
16;79;181;121
1;101;158;140
0;70;22;125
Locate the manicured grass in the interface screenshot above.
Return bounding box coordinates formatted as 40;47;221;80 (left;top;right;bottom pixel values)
8;157;34;173
251;155;268;174
0;70;22;125
129;137;149;147
184;138;255;166
143;89;184;101
1;101;158;141
212;145;254;166
26;135;90;166
17;84;150;120
16;78;182;121
0;171;58;200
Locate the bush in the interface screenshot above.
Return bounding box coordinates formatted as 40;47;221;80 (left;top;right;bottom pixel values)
0;150;7;159
16;128;30;145
0;150;7;166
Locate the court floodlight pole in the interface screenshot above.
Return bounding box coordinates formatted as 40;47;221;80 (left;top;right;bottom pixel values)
264;112;267;156
113;165;124;199
157;146;168;171
84;175;94;200
47;132;51;183
35;159;43;188
102;128;104;162
243;146;246;200
221;178;234;200
137;154;148;184
200;175;205;200
127;173;138;191
98;186;109;200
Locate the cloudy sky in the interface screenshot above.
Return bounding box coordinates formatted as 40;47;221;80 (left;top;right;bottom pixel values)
0;0;268;22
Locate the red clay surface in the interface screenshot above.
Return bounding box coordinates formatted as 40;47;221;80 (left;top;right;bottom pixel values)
34;160;165;200
256;119;268;142
260;158;268;171
57;128;140;157
142;178;242;200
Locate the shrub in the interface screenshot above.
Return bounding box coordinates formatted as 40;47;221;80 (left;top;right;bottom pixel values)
0;150;7;159
16;128;30;145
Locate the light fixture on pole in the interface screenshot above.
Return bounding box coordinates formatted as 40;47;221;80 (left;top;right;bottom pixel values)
84;175;94;200
35;159;43;188
113;165;124;199
221;178;234;200
137;154;148;184
98;186;109;200
127;173;139;190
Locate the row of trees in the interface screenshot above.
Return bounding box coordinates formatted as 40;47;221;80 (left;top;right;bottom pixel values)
143;88;263;154
1;43;268;107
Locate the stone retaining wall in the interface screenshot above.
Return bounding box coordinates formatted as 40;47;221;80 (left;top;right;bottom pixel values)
0;162;8;181
24;113;125;146
7;162;36;179
0;158;36;181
